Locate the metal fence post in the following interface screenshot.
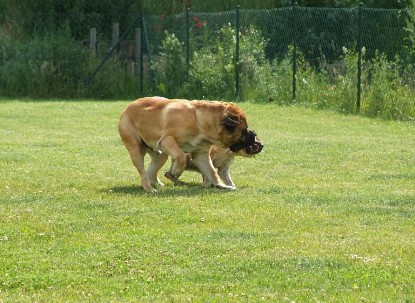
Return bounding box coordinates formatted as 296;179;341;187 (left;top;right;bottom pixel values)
140;13;156;92
139;24;144;93
292;1;298;101
356;2;363;113
89;27;97;51
235;5;240;99
112;23;119;50
140;14;152;65
137;23;144;93
186;8;190;69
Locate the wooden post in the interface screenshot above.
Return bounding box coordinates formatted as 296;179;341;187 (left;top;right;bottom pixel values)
112;23;119;49
90;28;97;51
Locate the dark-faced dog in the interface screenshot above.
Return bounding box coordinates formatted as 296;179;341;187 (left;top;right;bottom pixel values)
165;134;263;188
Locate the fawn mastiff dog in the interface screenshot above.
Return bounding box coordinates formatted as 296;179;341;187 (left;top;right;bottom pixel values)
118;96;258;192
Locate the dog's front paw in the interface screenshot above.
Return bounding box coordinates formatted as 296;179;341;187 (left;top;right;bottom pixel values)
142;184;157;193
164;171;186;186
150;179;164;188
213;184;236;190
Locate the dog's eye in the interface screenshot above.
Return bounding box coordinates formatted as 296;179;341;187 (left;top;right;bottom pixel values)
225;124;236;133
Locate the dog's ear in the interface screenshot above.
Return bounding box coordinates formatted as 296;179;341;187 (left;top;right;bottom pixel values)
222;112;241;127
222;112;241;133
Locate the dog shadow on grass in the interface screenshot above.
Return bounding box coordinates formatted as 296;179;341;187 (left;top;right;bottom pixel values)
104;182;232;197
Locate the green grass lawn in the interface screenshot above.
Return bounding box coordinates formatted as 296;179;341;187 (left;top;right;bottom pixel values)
0;99;414;302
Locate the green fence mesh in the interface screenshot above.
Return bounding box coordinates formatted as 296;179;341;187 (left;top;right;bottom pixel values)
142;7;412;63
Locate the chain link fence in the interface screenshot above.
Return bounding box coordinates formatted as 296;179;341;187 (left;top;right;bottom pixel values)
137;5;414;114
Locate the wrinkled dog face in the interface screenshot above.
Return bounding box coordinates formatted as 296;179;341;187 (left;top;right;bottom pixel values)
220;105;263;156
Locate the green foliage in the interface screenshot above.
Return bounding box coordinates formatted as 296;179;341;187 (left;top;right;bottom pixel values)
294;46;359;113
144;19;415;120
0;32;141;99
285;46;414;121
337;47;361;113
140;0;413;14
83;56;140;99
1;5;415;121
1;0;140;40
403;8;415;70
153;25;287;102
1;18;414;120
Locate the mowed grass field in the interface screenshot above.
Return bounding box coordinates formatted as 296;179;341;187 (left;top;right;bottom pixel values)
0;99;414;302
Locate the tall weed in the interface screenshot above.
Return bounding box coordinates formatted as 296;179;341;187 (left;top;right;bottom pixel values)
363;52;414;120
294;47;357;113
0;32;91;97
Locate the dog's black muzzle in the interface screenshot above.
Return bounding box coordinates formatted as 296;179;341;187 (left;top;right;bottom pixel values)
244;138;263;155
229;129;263;155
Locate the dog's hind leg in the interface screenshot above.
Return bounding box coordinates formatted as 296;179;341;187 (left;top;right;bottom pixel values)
119;117;155;192
147;149;168;188
125;140;155;192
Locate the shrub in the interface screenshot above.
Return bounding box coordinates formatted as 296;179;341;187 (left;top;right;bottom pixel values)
185;24;237;100
151;31;187;97
185;24;279;102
